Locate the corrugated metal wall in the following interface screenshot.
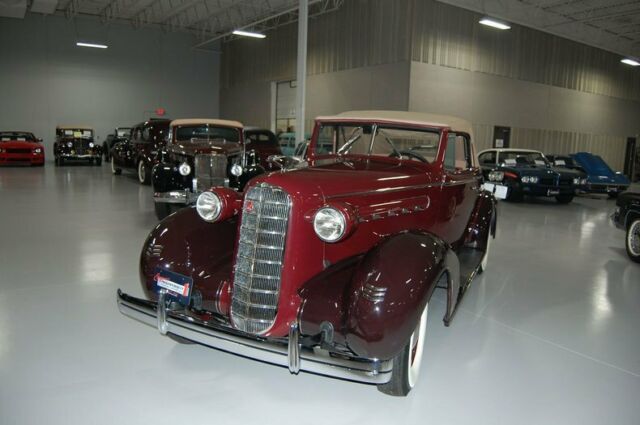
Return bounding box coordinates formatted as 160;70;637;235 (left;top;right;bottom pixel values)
221;0;412;88
411;1;640;101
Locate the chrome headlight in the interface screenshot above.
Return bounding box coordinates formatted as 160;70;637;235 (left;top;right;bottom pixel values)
313;207;346;242
573;177;580;185
488;171;504;182
178;162;191;176
581;178;587;185
67;142;73;148
89;142;95;148
522;176;539;184
196;191;222;222
230;163;243;177
34;148;42;154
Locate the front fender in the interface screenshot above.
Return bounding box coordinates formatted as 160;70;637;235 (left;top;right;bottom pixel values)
152;162;190;193
139;208;237;315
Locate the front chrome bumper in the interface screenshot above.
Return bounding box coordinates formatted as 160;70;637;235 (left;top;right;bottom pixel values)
153;190;197;204
117;290;392;384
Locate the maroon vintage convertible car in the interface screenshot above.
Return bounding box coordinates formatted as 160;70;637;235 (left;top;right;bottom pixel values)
117;111;498;396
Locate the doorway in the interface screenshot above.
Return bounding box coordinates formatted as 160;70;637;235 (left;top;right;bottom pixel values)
493;126;510;148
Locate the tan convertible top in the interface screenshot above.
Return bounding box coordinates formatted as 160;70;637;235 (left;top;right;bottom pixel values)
170;118;243;128
56;125;93;131
317;111;473;137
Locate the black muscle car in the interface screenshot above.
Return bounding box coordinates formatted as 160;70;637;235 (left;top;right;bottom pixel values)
152;120;281;220
612;189;640;262
479;148;582;203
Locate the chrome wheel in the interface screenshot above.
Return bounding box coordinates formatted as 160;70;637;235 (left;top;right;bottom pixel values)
137;160;146;183
626;219;640;262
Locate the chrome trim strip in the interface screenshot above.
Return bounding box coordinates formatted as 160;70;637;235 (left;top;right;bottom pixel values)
117;290;391;384
326;178;480;199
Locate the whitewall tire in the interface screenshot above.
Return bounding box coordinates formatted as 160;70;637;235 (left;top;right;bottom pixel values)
626;219;640;263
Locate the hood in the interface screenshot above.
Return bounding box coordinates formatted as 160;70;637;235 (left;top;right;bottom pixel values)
0;140;42;149
169;141;241;156
571;152;630;184
253;156;437;201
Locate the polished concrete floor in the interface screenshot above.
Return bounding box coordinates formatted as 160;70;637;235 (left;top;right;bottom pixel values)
0;163;638;425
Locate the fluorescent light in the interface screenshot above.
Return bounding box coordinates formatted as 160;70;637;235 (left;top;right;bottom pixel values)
232;30;266;39
621;58;640;67
479;18;511;30
76;42;108;49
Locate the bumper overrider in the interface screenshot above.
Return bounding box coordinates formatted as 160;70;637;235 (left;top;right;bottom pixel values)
116;289;392;384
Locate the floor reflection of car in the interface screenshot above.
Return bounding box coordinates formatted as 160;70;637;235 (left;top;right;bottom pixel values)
0;131;45;166
480;148;581;203
570;152;630;198
53;126;102;166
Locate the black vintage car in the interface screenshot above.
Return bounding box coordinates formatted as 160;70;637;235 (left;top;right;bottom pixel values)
111;119;171;184
479;148;582;203
54;126;102;166
612;189;640;262
102;127;131;162
152;120;282;219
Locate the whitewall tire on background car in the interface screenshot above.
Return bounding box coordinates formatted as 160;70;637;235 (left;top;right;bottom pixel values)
626;219;640;263
138;160;150;185
378;303;429;396
111;157;122;175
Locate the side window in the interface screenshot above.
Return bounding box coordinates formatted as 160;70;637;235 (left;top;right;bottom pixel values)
479;151;496;166
133;128;141;142
142;126;151;142
444;133;471;171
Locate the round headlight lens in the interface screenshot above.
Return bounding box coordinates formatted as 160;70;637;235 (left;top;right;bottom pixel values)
313;207;346;242
89;142;95;148
34;148;42;153
196;191;222;222
573;177;580;185
230;163;243;177
178;162;191;176
488;171;504;182
67;142;73;148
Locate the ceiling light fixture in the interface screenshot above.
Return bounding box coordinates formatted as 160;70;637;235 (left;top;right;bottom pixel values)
76;42;108;49
232;30;266;39
479;18;511;30
621;58;640;67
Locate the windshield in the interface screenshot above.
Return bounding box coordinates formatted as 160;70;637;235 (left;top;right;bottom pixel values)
315;124;440;163
174;125;240;144
498;151;549;167
0;132;35;142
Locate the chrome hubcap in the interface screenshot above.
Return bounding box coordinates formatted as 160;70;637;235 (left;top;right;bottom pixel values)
138;161;145;182
629;220;640;257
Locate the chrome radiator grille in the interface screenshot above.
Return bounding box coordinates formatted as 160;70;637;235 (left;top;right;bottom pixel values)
194;154;228;191
231;184;291;334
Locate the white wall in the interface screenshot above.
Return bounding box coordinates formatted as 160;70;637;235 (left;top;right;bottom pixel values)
0;14;220;149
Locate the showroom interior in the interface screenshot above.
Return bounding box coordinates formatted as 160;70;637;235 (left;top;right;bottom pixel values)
1;0;639;423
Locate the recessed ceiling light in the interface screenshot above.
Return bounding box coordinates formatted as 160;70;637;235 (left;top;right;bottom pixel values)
479;18;511;30
621;58;640;67
232;30;266;39
76;42;108;49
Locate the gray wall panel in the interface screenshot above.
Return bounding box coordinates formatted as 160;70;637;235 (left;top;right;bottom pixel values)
0;15;220;149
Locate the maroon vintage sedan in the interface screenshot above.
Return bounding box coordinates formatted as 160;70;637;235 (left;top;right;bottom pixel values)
117;111;498;396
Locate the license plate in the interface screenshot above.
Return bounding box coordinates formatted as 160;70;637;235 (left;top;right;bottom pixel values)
482;183;508;200
547;189;560;196
153;268;193;305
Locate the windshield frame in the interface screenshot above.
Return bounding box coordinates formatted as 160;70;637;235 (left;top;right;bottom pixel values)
171;124;242;145
308;120;445;165
497;150;550;167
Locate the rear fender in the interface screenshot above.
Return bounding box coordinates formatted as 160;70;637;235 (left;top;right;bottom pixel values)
344;231;460;360
139;208;237;315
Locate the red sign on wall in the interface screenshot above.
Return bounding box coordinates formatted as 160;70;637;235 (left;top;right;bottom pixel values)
155;108;166;116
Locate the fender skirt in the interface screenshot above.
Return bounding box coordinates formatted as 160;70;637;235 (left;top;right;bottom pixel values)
299;231;461;361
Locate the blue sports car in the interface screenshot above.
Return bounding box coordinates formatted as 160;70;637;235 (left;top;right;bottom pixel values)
570;152;630;198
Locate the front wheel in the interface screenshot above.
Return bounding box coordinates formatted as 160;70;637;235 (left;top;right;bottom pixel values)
378;303;429;396
626;219;640;263
138;159;151;185
111;157;122;175
102;144;110;162
555;194;574;204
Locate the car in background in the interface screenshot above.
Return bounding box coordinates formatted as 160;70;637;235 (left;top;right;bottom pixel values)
545;154;588;191
570;152;630;198
612;190;640;262
102;127;131;162
110;118;171;184
53;126;102;166
278;131;310;155
117;111;499;397
0;131;45;166
479;148;581;203
152;120;281;220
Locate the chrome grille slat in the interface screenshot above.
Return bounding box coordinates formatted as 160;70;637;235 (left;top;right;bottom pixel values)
231;183;291;334
195;154;228;191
